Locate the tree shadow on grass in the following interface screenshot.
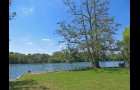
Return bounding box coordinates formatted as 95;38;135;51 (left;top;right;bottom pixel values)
92;68;130;75
9;79;38;90
9;79;50;90
93;68;123;73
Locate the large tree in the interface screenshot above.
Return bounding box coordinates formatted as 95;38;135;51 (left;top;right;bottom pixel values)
56;0;121;68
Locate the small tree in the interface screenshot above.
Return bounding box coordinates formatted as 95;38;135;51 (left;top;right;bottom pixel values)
122;26;130;65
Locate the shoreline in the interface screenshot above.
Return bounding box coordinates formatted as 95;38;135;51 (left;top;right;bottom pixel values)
9;67;129;81
9;73;26;81
9;70;66;81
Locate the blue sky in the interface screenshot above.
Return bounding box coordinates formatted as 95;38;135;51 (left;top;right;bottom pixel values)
9;0;130;55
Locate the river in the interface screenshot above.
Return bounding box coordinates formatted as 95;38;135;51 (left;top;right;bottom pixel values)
9;61;124;79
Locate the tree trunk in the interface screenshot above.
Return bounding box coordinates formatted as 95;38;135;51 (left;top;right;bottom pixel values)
91;57;100;68
94;58;100;68
91;59;94;68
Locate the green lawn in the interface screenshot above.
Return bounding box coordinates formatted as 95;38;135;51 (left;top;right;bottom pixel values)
9;68;130;90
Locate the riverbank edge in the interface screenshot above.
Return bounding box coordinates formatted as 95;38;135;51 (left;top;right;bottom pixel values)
9;73;26;81
9;66;92;81
9;70;67;81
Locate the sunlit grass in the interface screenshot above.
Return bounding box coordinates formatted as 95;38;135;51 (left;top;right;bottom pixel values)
9;68;130;90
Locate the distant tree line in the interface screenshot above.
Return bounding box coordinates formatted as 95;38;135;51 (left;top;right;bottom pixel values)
9;50;124;64
9;51;88;64
9;52;50;64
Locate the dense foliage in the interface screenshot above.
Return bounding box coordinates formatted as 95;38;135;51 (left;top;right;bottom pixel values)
9;51;89;64
9;52;50;64
122;26;130;64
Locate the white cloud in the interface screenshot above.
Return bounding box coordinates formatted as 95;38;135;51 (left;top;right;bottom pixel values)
42;38;50;41
46;39;50;41
27;42;33;45
42;39;47;41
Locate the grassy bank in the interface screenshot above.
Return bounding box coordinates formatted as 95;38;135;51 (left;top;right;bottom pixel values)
9;68;130;90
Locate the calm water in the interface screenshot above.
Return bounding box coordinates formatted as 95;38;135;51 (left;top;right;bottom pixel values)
9;61;124;79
